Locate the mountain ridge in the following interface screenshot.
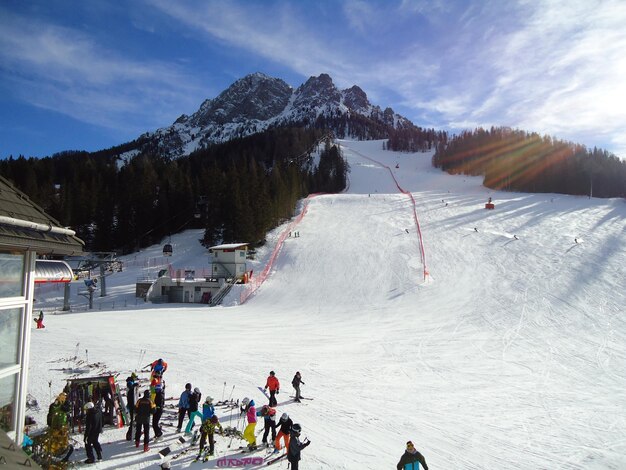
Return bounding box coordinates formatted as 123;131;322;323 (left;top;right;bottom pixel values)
133;72;418;158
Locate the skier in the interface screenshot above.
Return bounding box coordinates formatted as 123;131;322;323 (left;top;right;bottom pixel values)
150;358;168;380
396;441;429;470
184;387;202;434
291;371;305;402
47;393;70;426
176;383;192;432
196;415;223;460
274;412;293;452
135;390;155;452
257;404;277;447
287;423;310;470
83;401;103;463
202;396;215;422
100;383;114;425
152;386;165;441
125;372;138;441
240;397;257;450
264;371;280;407
34;310;45;329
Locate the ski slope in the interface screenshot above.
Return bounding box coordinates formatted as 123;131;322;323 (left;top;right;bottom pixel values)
30;140;626;469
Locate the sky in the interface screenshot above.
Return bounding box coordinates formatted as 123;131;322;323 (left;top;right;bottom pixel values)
1;0;626;159
29;140;626;469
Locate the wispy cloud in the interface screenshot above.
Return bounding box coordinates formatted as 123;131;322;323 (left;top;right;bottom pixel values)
0;8;203;133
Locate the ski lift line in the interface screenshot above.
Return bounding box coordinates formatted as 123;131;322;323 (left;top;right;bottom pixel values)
343;146;429;282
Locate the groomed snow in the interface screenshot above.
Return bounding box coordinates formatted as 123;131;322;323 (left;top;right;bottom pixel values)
30;140;626;469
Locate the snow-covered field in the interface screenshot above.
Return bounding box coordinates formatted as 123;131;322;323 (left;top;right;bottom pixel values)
30;140;626;469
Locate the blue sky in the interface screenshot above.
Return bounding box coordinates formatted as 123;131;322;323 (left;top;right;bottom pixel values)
1;0;625;159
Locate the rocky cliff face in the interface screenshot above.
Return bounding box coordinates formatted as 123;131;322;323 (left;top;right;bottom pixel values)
134;72;415;158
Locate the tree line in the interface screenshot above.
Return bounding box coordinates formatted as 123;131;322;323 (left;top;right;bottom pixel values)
432;127;626;198
0;128;348;252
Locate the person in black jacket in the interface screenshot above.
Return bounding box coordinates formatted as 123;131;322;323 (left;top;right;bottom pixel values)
291;371;305;402
396;441;429;470
125;373;138;441
287;423;310;470
274;412;293;452
83;401;103;463
135;390;155;452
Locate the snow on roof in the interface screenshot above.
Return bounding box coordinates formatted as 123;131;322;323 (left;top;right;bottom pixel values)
209;242;248;250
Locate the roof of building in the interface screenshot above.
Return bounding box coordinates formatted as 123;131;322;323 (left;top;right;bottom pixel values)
0;174;84;255
209;243;249;251
35;260;74;283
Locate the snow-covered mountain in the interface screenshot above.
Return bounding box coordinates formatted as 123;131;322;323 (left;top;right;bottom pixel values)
134;73;416;158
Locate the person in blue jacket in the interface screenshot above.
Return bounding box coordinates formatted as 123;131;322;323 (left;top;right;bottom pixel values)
202;396;215;422
396;441;428;470
176;383;192;432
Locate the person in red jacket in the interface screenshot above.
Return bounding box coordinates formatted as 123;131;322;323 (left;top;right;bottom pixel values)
264;371;280;407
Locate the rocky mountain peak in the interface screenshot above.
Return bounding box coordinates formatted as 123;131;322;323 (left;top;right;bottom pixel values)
138;72;417;158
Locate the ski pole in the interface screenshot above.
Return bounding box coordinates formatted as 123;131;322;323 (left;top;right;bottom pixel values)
222;382;226;402
85;349;89;364
227;384;235;403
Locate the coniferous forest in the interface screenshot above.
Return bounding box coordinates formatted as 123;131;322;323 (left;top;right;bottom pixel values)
2;124;623;254
432;127;626;198
0;128;348;252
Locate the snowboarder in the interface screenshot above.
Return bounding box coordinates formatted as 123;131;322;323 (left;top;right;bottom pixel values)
176;383;192;432
240;397;257;450
184;387;202;434
291;371;305;402
83;401;103;463
34;310;45;329
197;414;223;459
396;440;429;470
287;423;310;470
135;390;155;452
125;372;138;441
274;412;293;452
257;404;277;447
152;386;165;441
264;371;280;407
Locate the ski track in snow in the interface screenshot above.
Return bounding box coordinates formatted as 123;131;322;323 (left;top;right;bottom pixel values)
28;140;626;469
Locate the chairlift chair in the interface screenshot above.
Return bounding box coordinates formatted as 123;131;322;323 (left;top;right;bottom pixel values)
163;243;173;256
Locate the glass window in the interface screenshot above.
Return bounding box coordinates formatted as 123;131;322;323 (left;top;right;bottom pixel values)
0;308;22;369
0;373;17;432
0;252;24;298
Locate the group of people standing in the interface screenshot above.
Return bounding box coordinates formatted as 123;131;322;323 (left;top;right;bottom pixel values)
233;370;311;470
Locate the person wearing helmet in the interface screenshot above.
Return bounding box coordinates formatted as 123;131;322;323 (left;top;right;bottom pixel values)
83;401;103;463
150;358;168;378
287;422;311;470
176;383;192;433
202;396;215;422
291;371;305;402
195;414;223;461
125;373;139;441
257;405;278;447
274;412;293;452
240;397;257;450
184;387;203;434
396;441;429;470
152;384;165;442
135;390;155;452
264;371;280;407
